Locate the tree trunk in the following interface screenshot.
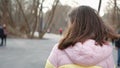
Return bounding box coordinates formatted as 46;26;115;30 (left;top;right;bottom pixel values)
98;0;102;14
16;0;30;37
39;0;59;38
31;0;40;38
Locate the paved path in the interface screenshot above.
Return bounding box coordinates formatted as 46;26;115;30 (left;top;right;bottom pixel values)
0;33;61;68
0;33;119;68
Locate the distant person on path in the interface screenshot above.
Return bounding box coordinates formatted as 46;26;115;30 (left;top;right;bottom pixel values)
0;24;5;46
115;30;120;67
45;6;119;68
47;28;50;33
59;27;63;35
3;24;7;46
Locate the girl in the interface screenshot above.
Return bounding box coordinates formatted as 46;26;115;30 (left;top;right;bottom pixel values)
45;6;119;68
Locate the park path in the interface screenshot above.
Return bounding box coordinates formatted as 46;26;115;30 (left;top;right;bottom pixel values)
0;33;61;68
0;33;119;68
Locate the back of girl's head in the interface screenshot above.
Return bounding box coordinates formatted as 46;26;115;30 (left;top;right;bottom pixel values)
58;6;120;50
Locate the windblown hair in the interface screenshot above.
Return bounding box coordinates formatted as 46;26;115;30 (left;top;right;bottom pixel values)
58;6;119;50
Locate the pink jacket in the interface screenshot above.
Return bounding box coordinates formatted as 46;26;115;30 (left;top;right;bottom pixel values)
45;39;115;68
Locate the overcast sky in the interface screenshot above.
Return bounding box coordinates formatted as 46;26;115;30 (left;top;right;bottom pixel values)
43;0;109;16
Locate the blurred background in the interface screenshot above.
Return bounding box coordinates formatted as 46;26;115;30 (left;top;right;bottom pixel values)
0;0;120;68
0;0;119;38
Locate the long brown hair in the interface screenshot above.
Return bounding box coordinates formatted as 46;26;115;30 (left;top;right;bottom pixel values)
58;6;119;50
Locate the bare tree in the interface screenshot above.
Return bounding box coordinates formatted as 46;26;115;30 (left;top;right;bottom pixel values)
0;0;59;38
39;0;59;38
30;0;40;38
16;0;30;36
0;0;22;36
98;0;102;14
111;0;120;29
103;0;120;30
